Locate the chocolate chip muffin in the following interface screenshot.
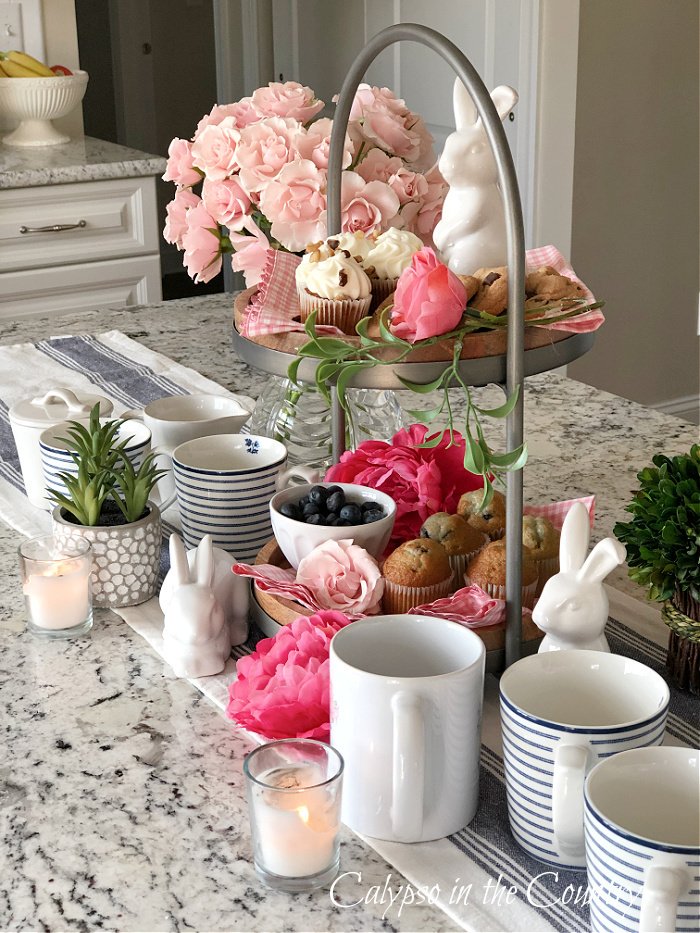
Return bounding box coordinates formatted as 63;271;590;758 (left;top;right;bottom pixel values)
457;489;506;540
522;514;560;594
465;539;538;609
420;512;487;593
382;538;453;613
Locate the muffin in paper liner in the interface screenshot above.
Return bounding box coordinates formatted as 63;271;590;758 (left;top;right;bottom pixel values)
447;536;489;594
369;276;397;313
534;555;559;596
382;572;454;614
298;289;372;335
463;576;538;610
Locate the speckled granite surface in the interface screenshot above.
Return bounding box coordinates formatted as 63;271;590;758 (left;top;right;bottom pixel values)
0;136;166;189
0;295;697;932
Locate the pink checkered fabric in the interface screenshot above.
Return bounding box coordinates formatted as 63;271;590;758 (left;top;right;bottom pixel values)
525;245;605;333
524;494;595;531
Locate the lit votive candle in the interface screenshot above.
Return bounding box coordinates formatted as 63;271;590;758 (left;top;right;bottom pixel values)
244;739;344;892
18;534;93;637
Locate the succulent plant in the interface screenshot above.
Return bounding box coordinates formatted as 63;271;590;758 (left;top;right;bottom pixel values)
614;444;700;610
47;403;167;527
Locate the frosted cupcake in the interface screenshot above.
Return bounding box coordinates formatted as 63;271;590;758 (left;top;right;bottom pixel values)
465;539;539;609
296;242;372;334
382;538;453;613
420;512;488;593
311;231;374;264
365;228;423;311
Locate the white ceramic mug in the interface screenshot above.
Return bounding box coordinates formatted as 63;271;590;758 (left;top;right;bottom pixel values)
330;614;485;843
122;393;253;455
585;746;700;933
172;434;316;561
499;650;670;869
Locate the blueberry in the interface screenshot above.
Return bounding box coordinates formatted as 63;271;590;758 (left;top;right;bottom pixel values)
363;509;384;524
303;502;321;517
326;490;345;513
326;485;343;498
325;511;338;524
306;513;325;525
361;501;377;513
298;495;311;508
340;503;362;524
280;502;301;520
336;518;352;526
309;485;328;506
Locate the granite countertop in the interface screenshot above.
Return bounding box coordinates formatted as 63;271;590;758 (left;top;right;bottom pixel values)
0;136;166;189
0;295;697;932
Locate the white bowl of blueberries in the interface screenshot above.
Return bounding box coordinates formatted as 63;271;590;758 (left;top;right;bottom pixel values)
270;482;396;569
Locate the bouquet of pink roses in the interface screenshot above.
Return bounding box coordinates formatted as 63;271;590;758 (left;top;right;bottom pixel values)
162;81;446;286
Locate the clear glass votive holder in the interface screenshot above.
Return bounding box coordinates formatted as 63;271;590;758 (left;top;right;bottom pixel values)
244;738;344;893
18;534;93;638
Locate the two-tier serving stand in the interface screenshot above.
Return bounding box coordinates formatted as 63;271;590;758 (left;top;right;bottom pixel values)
232;24;594;671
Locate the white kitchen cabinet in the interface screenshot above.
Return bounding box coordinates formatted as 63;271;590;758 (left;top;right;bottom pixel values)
0;168;163;320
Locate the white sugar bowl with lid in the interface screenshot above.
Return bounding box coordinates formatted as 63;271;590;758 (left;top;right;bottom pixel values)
9;387;113;509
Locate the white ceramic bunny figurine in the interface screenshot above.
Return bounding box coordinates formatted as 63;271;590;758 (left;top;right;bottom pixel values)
433;79;519;275
533;502;626;653
160;533;249;647
161;534;232;678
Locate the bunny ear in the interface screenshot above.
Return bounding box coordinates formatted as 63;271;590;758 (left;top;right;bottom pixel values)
577;538;626;585
169;533;190;586
453;78;478;130
491;85;518;122
559;502;590;572
195;534;215;588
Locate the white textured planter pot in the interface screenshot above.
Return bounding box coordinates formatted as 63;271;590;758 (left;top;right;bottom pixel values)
52;503;162;608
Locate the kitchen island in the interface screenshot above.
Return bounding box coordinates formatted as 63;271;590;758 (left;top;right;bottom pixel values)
1;295;697;932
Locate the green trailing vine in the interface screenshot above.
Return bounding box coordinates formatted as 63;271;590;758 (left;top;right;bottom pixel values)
288;297;603;498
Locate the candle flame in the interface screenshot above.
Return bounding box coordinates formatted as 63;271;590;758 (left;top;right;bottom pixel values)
297;805;310;824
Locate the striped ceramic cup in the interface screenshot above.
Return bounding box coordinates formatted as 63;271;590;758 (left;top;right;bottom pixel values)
585;746;700;933
499;650;669;869
172;434;316;561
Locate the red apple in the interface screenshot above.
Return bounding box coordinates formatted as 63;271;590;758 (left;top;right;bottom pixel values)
50;64;73;76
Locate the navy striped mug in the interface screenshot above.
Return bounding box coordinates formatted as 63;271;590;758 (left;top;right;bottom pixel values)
499;650;669;869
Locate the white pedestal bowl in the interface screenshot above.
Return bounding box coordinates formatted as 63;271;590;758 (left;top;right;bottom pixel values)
0;71;89;147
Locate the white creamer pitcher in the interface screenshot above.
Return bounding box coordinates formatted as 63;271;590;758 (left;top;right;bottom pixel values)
9;387;113;509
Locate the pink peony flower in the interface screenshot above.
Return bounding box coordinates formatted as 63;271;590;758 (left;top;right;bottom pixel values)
252;81;324;122
226;610;351;740
181;200;222;284
163;187;201;249
299;117;352;171
162;138;201;187
202;177;250;229
296;540;384;615
229;217;270;287
194;99;263;136
390;247;466;342
190;118;241;182
259;159;327;252
340;171;400;237
236;116;304;194
325;424;483;545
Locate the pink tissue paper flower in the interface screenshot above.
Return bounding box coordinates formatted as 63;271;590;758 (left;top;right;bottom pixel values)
251;81;324;123
163;188;201;249
325;424;483;545
227;610;351;741
162;138;201;188
181;200;222;284
190;118;241;182
296;540;384;615
390;247;466;342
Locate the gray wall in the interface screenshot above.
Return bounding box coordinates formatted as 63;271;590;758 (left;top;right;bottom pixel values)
568;0;699;413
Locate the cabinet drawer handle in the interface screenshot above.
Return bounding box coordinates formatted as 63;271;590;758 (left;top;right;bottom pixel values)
19;220;87;235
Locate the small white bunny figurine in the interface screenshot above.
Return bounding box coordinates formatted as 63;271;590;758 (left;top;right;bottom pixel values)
533;503;626;653
161;534;231;678
433;79;519;275
160;534;249;647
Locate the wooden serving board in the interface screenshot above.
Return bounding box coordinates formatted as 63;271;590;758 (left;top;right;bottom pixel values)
233;287;572;362
253;538;544;653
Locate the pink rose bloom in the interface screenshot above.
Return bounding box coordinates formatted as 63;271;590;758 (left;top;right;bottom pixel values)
194;98;263;136
355;148;403;184
251;81;324;122
325;425;483;544
296;540;384;615
181;200;222;284
202;177;250;229
298;117;352;170
163;188;200;249
259;159;327;252
190;118;241;182
162;138;201;187
347;85;435;167
388;165;429;206
229;217;270;287
226;610;351;740
414;164;448;241
340;172;400;237
236;116;303;194
390;247;466;342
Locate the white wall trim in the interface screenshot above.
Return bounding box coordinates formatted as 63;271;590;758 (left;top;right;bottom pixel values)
650;394;700;424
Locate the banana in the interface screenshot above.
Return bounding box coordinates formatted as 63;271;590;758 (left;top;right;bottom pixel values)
0;50;56;77
0;62;8;77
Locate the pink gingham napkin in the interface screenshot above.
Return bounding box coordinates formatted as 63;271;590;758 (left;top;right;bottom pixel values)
525;245;605;333
524;494;595;531
240;248;344;337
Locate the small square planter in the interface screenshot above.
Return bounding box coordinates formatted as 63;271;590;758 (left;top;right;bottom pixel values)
52;502;162;608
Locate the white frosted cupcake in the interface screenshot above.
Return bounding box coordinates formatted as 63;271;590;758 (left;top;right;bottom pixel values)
365;228;423;311
296;243;372;334
312;231;374;264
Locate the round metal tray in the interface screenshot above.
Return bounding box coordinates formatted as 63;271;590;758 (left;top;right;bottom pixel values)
231;322;595;389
